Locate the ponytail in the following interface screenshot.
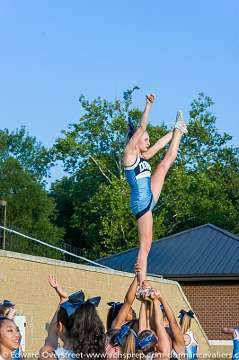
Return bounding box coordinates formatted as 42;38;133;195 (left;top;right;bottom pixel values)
121;329;137;359
180;314;191;334
126;116;136;143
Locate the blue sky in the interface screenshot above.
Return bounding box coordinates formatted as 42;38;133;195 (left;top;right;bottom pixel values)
0;0;238;181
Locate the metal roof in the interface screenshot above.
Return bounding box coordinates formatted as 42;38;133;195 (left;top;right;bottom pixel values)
97;224;239;278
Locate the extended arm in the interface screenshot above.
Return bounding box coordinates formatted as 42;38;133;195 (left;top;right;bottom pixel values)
152;298;171;359
159;295;185;355
138;301;147;333
124;275;138;304
39;309;58;360
143;131;173;160
112;275;138;329
138;300;152;333
125;94;154;152
222;327;236;336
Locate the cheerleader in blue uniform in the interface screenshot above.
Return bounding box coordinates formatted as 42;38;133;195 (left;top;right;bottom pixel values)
0;300;23;359
123;93;187;293
179;309;198;360
223;327;239;360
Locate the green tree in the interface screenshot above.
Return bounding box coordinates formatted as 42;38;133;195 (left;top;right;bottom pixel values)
52;88;143;255
50;176;79;247
0;127;53;183
52;90;239;258
0;157;64;257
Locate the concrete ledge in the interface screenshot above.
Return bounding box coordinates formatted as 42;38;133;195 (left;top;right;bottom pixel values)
0;249;175;285
209;340;233;346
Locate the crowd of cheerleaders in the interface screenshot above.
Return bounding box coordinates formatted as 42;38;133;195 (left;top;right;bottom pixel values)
0;273;238;360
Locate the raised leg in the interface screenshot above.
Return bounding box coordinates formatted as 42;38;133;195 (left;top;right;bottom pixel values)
151;128;183;203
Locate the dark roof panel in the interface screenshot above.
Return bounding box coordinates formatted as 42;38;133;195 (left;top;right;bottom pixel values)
97;224;239;277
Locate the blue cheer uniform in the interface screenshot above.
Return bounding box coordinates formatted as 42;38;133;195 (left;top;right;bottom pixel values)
233;328;239;360
124;155;156;219
185;330;198;360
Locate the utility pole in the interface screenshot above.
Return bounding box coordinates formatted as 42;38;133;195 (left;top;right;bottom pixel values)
0;200;7;250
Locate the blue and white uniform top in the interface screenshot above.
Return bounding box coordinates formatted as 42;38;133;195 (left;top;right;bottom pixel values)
233;328;239;360
124;154;155;219
185;331;198;360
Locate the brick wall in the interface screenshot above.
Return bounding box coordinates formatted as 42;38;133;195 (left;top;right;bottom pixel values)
0;250;210;355
181;282;239;340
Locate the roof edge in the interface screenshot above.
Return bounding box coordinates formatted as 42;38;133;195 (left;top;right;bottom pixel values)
205;224;239;242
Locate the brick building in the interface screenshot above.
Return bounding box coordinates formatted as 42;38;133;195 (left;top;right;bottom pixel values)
97;224;239;341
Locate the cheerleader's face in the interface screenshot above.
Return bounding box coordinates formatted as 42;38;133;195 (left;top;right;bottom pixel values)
0;319;20;352
138;132;150;153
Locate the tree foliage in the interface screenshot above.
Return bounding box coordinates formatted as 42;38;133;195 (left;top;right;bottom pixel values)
0;127;52;183
0;157;63;257
0;89;237;260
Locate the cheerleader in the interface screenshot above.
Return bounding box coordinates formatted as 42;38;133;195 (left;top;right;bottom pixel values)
124;93;187;294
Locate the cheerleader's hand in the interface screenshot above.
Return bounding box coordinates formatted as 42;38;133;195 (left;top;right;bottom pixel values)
150;288;161;301
146;93;155;106
48;275;68;303
134;263;143;274
142;279;151;289
48;275;58;288
6;308;16;320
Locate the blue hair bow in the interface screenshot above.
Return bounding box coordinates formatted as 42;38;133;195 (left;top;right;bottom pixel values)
107;301;123;317
86;296;101;307
113;323;157;350
112;322;132;346
68;290;85;303
61;293;101;318
0;300;15;308
187;310;195;318
107;301;122;308
178;309;195;319
136;332;157;350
